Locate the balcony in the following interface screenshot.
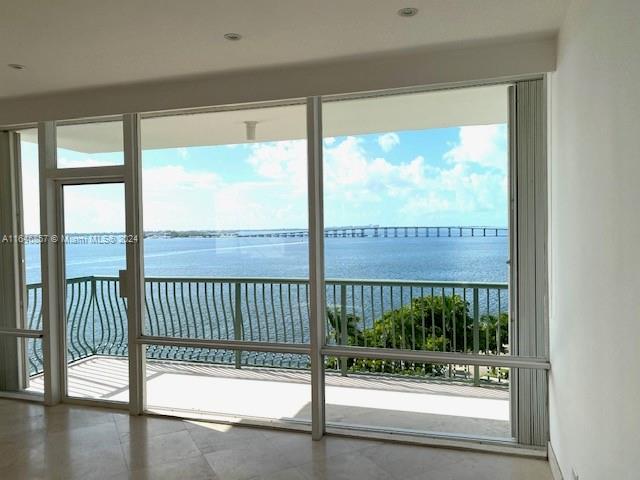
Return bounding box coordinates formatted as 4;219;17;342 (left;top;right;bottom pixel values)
25;276;511;439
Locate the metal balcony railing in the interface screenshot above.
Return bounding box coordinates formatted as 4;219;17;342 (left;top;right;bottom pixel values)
25;276;509;384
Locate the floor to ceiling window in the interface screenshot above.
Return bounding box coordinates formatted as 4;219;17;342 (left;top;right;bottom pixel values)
3;79;549;447
0;129;44;397
49;119;131;402
140;104;312;423
321;85;513;439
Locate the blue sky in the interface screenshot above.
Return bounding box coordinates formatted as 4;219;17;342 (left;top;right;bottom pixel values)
20;124;508;233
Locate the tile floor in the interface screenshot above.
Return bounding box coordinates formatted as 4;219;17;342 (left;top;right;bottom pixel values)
0;398;552;479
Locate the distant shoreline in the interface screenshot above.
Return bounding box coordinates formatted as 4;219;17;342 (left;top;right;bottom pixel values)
35;225;508;239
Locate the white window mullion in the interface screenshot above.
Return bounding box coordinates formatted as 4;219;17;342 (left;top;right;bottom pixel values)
123;113;146;415
306;96;326;440
38;121;64;405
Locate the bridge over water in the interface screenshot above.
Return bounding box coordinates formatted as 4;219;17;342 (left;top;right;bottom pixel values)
235;226;508;239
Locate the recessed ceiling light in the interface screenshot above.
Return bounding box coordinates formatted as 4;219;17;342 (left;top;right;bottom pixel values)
223;33;242;41
8;63;26;70
397;7;419;17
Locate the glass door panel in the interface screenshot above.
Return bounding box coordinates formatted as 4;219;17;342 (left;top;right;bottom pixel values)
62;183;128;402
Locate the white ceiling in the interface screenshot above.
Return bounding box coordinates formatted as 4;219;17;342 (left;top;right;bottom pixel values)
20;85;508;152
1;0;568;100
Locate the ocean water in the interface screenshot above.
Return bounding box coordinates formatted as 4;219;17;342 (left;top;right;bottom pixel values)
25;235;508;284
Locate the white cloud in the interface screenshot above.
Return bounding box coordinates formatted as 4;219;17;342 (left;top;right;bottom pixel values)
377;132;400;152
63;184;126;233
323;136;428;202
321;134;508;226
141;145;309;231
444;124;507;171
247;140;307;195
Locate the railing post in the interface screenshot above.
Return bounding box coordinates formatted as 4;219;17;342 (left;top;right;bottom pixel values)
473;288;480;386
234;282;243;369
339;284;348;376
90;277;97;354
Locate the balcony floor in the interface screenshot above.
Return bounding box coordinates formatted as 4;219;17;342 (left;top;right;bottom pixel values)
28;356;511;439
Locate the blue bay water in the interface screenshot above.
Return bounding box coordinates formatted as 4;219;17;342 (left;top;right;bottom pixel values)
25;236;508;284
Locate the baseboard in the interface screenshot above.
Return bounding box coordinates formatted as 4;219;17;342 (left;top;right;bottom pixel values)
548;441;563;480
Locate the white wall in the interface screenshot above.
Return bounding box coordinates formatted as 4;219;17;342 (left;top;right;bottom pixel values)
549;1;640;479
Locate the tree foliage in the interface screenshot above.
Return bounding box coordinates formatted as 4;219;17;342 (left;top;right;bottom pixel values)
326;294;509;377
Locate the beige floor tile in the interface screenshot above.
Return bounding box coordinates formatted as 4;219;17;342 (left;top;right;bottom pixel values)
187;421;268;454
45;421;121;451
1;461;49;480
204;441;296;480
416;451;553;480
258;466;309;480
358;441;460;478
296;451;395;480
40;404;117;434
122;429;202;470
402;451;553;480
46;444;128;480
263;431;380;467
114;413;187;443
0;399;552;480
0;431;48;470
129;455;219;480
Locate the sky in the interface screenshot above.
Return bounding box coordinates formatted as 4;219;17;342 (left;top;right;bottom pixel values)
19;124;508;233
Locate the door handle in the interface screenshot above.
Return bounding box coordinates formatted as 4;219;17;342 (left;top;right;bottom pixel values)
118;269;128;299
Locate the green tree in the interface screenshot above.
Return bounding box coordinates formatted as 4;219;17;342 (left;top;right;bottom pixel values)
324;294;509;379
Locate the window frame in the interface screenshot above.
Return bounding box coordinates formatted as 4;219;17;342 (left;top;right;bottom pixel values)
0;76;550;454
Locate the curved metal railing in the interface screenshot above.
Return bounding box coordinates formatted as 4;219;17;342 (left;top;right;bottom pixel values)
26;276;509;382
